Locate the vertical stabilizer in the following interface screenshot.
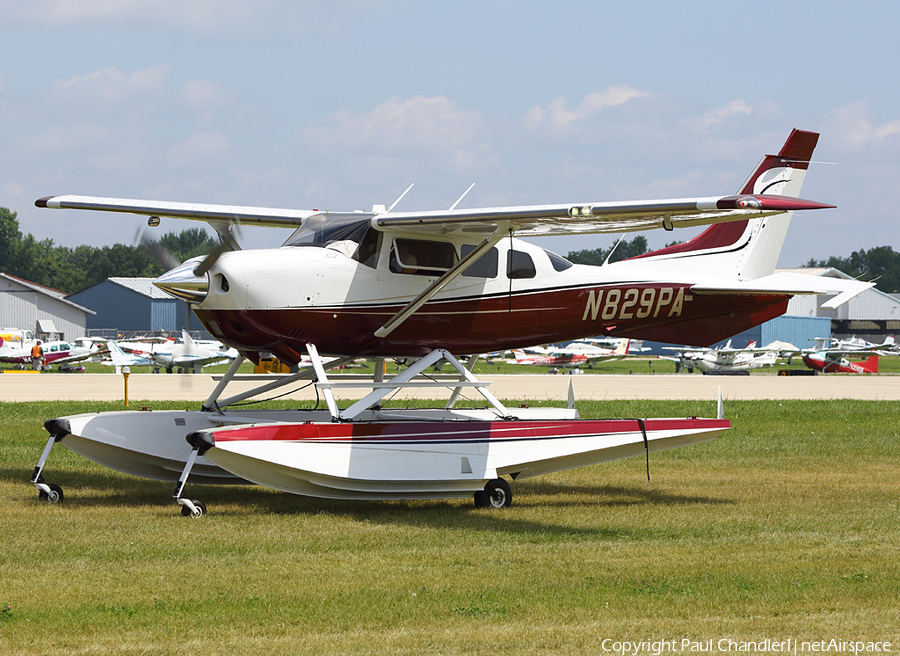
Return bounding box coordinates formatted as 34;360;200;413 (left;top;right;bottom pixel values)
860;355;879;373
623;129;819;280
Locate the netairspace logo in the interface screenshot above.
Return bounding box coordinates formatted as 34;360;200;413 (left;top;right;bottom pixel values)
599;638;892;655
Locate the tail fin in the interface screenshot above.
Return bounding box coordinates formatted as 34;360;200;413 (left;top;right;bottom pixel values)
861;355;879;373
626;129;819;280
812;337;832;351
107;341;128;366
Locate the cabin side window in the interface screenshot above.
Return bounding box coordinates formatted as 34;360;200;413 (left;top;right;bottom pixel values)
390;238;458;276
545;250;573;272
459;244;499;278
353;228;382;268
507;249;536;279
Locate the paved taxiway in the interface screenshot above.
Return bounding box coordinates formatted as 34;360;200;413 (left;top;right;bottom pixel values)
2;372;897;402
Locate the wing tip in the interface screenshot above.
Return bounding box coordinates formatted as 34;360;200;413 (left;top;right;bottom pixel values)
35;196;55;208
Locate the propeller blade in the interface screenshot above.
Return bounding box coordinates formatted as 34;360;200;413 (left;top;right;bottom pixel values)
192;239;229;276
135;227;182;271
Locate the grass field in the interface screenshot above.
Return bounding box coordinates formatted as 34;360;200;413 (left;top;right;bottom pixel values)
1;399;898;654
7;352;900;376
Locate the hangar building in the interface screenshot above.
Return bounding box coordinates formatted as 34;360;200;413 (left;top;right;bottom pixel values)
0;272;94;340
66;278;210;338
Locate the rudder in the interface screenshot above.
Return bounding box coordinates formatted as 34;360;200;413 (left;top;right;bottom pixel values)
625;129;820;280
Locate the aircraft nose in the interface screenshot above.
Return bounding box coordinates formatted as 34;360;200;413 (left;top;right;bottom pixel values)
154;257;209;303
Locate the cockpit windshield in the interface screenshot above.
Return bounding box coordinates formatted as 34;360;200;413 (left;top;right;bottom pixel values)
281;213;374;248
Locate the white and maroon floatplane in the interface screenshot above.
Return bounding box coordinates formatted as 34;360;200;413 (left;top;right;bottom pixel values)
30;129;871;514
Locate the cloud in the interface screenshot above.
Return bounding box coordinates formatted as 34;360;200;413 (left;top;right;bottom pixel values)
1;0;257;32
823;102;900;150
1;182;23;198
521;85;651;131
689;99;753;131
303;95;490;156
25;122;115;156
180;79;234;114
0;0;373;35
51;65;170;105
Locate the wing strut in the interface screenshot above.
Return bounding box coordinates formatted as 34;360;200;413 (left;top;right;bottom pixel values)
373;231;504;339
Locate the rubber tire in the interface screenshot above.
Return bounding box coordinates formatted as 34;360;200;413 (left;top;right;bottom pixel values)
180;499;207;518
39;484;64;503
473;490;490;508
483;478;512;508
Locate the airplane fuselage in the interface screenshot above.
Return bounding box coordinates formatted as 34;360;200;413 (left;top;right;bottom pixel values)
0;341;94;365
802;352;879;374
168;229;790;364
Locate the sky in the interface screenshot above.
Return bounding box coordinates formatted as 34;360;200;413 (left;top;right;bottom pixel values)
2;0;899;268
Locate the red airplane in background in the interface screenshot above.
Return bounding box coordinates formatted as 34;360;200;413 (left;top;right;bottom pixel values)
802;352;880;374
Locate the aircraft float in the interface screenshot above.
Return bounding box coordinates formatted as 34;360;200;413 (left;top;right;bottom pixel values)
29;129;872;515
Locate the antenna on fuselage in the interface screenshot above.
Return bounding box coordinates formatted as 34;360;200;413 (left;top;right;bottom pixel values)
603;234;626;266
449;183;475;210
388;183;415;212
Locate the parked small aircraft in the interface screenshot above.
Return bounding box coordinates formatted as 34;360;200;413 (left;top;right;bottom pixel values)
30;129;874;514
566;337;649;353
831;335;895;352
800;341;881;374
0;340;99;368
661;339;790;373
106;330;238;373
512;339;631;368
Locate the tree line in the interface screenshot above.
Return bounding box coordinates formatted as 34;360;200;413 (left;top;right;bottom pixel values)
1;206;218;294
2;205;899;295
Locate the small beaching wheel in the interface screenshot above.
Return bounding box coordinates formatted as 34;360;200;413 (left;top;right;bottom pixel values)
180;499;207;518
39;484;64;503
483;478;512;508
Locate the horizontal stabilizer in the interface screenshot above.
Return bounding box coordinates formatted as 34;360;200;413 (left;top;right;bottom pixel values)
692;272;873;308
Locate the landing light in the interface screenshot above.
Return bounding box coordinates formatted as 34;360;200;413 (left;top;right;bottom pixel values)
568;206;592;218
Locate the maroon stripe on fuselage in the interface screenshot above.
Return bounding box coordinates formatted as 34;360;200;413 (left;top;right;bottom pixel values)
195;285;790;359
210;418;731;444
627;220;750;261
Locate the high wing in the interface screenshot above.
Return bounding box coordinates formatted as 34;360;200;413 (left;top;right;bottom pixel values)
0;349;31;364
35;196;317;228
155;353;235;369
818;348;881;359
49;348;101;365
370;195;831;237
36;193;832;238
